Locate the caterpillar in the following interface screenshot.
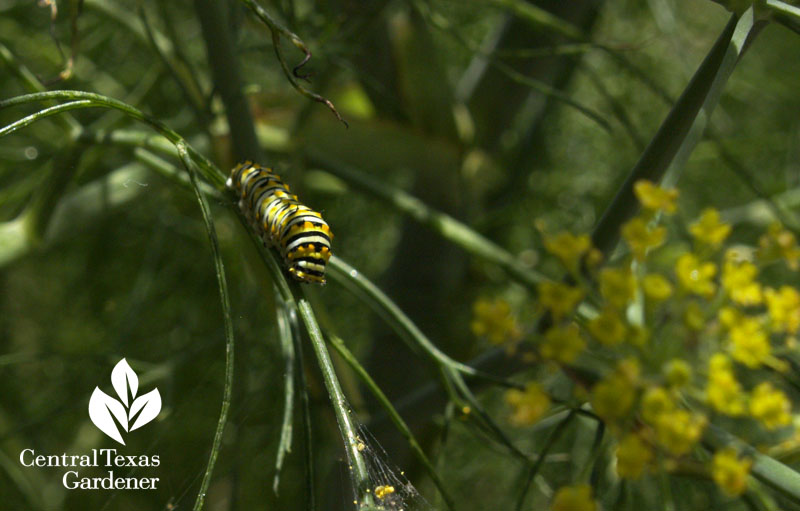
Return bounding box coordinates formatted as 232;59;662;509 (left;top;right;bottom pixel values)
227;161;333;284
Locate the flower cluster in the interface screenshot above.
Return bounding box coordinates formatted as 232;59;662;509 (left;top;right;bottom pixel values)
711;448;752;496
475;180;800;505
551;484;596;511
505;382;551;426
470;297;523;345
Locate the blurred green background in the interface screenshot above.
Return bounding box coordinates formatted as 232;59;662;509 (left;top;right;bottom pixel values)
1;0;799;509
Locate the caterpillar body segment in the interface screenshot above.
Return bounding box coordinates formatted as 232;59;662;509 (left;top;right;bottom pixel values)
227;161;332;284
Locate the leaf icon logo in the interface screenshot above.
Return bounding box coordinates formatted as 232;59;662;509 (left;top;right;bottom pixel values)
88;358;162;445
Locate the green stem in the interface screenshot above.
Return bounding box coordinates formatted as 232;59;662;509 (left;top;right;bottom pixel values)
140;6;210;130
194;0;262;161
705;424;800;503
178;143;235;511
82;128;178;157
0;91;224;188
327;257;529;459
486;0;585;40
132;148;222;200
765;0;800;20
295;298;373;505
0;101;90;137
327;256;474;373
327;334;456;510
273;293;297;495
514;410;577;511
238;217;375;506
312;156;547;289
590;12;752;255
410;3;610;130
0;42;81;135
488;58;611;133
292;315;316;511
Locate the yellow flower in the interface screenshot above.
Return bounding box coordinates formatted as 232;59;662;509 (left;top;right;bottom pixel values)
711;448;752;496
600;267;636;309
634;179;678;214
706;353;746;416
664;359;691;388
709;352;732;373
587;307;628;346
541;323;585;364
707;372;747;416
551;484;597;511
684;301;705;331
758;222;800;270
544;231;592;272
471;298;522;345
750;382;792;430
653;409;706;456
628;324;650;346
538;282;585;320
641;388;705;455
728;316;770;368
591;362;639;421
622;217;666;260
764;286;800;334
585;247;604;269
641;386;675;424
643;273;673;302
505;383;551;426
616;357;642;382
690;208;731;247
721;259;762;305
675;253;717;298
616;433;653;479
718;306;743;330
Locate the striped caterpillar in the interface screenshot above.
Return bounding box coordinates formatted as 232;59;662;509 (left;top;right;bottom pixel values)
227;162;332;284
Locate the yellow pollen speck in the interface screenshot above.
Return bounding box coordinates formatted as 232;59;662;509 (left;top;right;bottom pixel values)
375;485;395;499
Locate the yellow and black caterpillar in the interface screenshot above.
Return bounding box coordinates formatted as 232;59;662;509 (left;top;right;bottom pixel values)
227;161;332;284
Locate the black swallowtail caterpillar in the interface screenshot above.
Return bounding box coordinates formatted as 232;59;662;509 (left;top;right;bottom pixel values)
227;161;333;284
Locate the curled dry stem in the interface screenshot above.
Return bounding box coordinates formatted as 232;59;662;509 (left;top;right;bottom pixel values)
241;0;347;127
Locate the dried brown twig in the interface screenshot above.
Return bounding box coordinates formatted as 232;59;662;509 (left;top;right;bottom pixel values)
240;0;348;127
